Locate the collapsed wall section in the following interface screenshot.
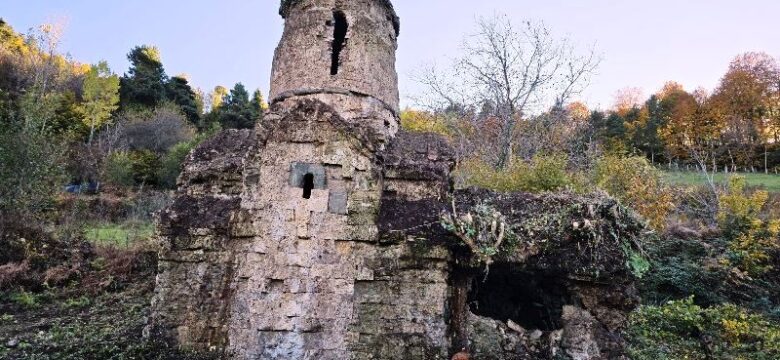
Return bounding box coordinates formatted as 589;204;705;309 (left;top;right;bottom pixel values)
146;129;255;349
379;187;645;359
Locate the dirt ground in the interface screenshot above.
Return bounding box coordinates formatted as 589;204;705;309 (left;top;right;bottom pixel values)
0;256;217;360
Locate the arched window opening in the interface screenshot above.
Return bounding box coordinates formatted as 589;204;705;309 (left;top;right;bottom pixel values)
330;10;348;75
302;173;315;199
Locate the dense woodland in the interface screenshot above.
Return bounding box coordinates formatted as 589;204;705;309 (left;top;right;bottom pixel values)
0;15;779;359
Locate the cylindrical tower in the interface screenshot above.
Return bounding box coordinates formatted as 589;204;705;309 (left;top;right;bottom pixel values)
271;0;400;114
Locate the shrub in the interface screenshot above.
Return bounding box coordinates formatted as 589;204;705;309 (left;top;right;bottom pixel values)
638;235;730;306
400;109;452;137
718;176;768;239
628;297;780;360
157;141;193;189
128;149;161;185
10;290;41;309
103;152;135;187
593;155;674;230
0;129;65;216
521;153;573;193
718;176;780;276
118;104;195;154
0;261;30;288
458;153;573;193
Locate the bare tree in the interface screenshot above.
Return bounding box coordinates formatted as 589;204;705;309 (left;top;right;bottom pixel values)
414;15;600;169
117;104;195;154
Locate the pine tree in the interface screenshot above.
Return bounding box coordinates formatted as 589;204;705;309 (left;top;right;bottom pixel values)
166;75;200;126
216;83;257;129
119;45;168;109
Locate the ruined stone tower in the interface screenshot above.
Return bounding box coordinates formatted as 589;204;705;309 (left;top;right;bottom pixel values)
148;1;453;358
272;0;401;115
148;1;646;359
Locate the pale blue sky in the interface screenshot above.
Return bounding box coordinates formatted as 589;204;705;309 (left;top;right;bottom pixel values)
2;0;779;109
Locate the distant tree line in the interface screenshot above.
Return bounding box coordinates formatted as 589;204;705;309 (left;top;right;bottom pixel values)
592;52;780;174
414;18;780;174
0;19;267;222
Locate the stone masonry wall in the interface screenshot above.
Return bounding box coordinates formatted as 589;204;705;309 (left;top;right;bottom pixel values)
149;100;451;359
270;0;400;113
147;129;255;349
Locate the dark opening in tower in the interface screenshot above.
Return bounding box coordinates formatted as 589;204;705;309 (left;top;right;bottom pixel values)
302;173;314;199
468;265;570;331
330;10;348;75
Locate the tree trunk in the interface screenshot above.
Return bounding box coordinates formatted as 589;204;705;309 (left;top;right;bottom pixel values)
764;147;768;174
495;117;516;170
88;119;96;145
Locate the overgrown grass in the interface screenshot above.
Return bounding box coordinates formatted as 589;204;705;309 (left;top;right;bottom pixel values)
8;290;44;309
83;222;154;247
664;171;780;193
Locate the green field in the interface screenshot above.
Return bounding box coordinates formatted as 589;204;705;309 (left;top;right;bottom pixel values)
83;222;154;247
664;171;780;192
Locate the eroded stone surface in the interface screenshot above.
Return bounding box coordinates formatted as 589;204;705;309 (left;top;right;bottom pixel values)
271;0;400;113
148;100;452;359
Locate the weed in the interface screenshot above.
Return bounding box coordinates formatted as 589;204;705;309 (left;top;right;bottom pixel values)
10;290;40;309
64;296;91;308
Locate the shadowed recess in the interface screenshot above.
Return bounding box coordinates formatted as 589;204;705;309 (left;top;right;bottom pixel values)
331;10;348;76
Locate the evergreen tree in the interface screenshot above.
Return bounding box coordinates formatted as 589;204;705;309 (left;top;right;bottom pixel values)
249;89;267;122
590;110;628;152
119;45;168;109
640;95;667;163
216;83;257;129
166;75;200;126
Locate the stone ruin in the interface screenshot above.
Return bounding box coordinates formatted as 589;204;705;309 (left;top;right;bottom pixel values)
146;0;647;359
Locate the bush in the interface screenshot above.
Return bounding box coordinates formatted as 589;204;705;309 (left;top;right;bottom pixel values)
521;153;573;193
718;176;768;239
718;176;780;276
103;152;135;187
157;140;196;189
639;235;730;306
628;297;780;360
400;109;452;137
458;153;573;193
593;155;674;230
118;104;195;154
0;130;65;217
128;149;161;185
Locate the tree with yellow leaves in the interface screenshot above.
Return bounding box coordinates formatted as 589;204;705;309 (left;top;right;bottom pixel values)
81;61;120;144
